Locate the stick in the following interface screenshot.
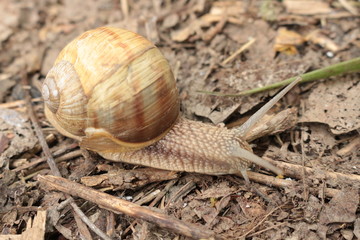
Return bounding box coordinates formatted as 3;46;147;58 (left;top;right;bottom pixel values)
38;175;216;240
12;144;79;173
22;73;60;177
246;171;340;198
221;38;256;65
21;72;110;240
264;157;360;186
0;97;42;109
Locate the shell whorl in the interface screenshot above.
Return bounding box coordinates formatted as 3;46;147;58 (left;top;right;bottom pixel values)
42;60;88;137
42;76;59;113
42;27;180;151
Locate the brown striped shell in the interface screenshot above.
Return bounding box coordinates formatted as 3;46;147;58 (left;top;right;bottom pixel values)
42;27;180;152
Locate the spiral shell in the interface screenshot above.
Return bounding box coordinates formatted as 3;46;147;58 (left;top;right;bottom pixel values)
42;27;180;151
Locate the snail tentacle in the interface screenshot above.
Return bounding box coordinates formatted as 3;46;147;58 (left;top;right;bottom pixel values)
235;76;302;137
42;26;301;182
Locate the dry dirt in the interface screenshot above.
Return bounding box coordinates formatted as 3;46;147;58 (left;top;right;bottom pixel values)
0;0;359;239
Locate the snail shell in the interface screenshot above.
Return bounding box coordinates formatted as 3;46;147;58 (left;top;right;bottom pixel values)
42;27;180;152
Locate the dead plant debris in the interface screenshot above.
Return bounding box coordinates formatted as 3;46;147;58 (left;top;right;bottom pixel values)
0;0;359;239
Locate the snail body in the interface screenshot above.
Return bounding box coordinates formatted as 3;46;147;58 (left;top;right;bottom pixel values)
43;27;299;181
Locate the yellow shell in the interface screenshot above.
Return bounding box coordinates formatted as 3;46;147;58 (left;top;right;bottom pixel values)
42;27;180;152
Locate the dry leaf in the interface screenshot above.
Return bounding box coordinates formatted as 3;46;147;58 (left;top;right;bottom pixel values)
274;28;305;54
162;14;179;29
0;109;37;168
306;30;340;52
320;190;358;224
284;0;333;15
209;1;245;16
300;77;360;134
171;21;200;42
171;1;245;42
0;134;11;154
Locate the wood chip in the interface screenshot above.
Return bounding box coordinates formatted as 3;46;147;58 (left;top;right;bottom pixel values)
0;211;47;240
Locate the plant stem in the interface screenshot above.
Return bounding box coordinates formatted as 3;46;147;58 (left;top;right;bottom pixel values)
198;57;360;97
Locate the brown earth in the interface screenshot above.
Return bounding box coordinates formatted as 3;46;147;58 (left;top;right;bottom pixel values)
0;0;359;239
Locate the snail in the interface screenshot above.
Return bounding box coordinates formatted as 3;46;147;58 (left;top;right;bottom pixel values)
42;26;300;182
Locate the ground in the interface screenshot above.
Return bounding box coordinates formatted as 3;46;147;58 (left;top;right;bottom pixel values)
0;0;359;239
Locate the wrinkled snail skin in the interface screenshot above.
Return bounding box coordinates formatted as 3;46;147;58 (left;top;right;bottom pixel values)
42;26;290;182
99;117;253;175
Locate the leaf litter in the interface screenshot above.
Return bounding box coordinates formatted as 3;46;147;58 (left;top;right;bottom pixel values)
0;0;359;239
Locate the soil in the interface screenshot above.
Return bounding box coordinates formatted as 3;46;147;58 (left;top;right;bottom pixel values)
0;0;359;239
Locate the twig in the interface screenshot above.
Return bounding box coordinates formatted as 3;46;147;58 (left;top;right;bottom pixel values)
239;205;283;238
246;171;293;188
73;206;93;240
20;149;82;177
149;179;178;208
0;97;42;109
247;222;288;238
22;73;61;177
134;189;161;205
264;157;360;186
12;143;78;172
221;37;256;65
246;171;340;198
120;0;129;19
338;0;358;15
199;57;360;96
22;169;49;181
202;15;227;42
21;72;111;240
336;136;360;156
70;201;112;240
27;134;57;156
166;180;196;206
300;125;309;201
38;175;216;240
123;180;178;238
